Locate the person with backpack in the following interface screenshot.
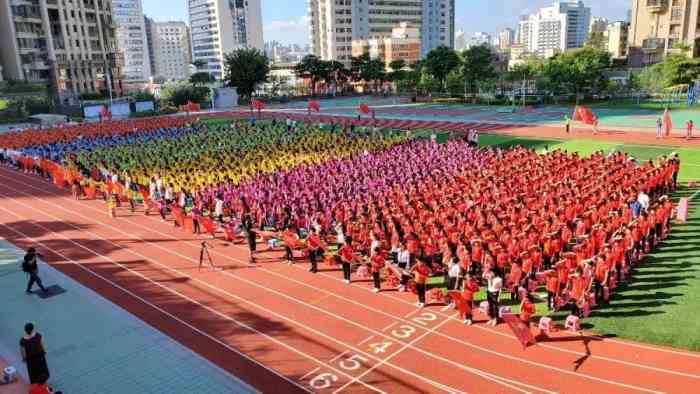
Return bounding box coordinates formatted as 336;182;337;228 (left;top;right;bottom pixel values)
23;248;47;294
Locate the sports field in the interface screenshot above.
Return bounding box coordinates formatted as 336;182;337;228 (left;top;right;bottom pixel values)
2;104;700;393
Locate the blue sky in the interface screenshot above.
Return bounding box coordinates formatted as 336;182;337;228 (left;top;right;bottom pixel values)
142;0;630;45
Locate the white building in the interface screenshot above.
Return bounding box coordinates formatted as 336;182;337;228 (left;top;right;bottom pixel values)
188;0;263;80
113;0;151;83
309;0;454;64
518;1;591;57
468;32;491;48
455;29;467;51
605;21;629;59
589;16;609;33
149;22;192;82
498;28;515;50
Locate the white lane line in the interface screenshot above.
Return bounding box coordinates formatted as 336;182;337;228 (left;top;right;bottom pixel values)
381;322;397;332
299;367;320;381
3;171;699;380
357;336;375;346
329;351;350;364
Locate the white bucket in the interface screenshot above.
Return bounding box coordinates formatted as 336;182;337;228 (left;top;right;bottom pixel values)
3;365;17;384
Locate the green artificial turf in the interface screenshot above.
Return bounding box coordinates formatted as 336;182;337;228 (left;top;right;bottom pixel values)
479;133;700;350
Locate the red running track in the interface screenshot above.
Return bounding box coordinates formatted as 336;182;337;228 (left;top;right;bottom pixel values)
1;166;699;393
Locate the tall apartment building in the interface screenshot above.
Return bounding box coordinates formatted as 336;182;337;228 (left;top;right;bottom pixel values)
113;0;150;84
144;16;156;78
605;21;629;59
628;0;700;66
188;0;263;80
498;28;515;51
518;1;591;57
309;0;454;64
0;0;121;102
147;21;191;82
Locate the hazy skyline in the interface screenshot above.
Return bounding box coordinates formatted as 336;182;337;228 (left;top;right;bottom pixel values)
142;0;630;45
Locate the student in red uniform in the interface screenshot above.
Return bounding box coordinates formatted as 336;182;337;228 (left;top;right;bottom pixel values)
410;258;431;308
370;247;385;293
461;273;479;325
520;293;536;325
545;270;560;311
338;237;356;284
281;227;298;264
593;252;610;304
569;268;588;318
307;228;322;273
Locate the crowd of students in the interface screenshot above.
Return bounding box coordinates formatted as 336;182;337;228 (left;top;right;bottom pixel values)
1;117;682;329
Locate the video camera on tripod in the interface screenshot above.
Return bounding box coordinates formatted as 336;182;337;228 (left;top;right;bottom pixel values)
199;241;215;270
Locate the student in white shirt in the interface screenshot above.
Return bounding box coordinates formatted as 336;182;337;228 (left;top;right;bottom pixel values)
396;243;411;292
484;269;503;326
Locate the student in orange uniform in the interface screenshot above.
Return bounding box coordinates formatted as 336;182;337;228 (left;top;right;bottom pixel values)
545;270;560;311
520;293;536;325
569;268;588;318
281;227;298;264
338;238;356;284
370;247;386;293
410;258;431;308
461;273;480;325
307;228;322;273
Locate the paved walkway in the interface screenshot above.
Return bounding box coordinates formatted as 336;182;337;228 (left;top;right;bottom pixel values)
0;239;258;394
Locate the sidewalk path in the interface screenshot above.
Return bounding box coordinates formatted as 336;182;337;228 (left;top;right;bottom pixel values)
0;239;258;394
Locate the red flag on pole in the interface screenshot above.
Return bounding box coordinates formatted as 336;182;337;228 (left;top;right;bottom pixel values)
663;108;673;136
359;103;370;114
251;98;265;111
572;106;597;126
501;313;536;349
309;100;320;112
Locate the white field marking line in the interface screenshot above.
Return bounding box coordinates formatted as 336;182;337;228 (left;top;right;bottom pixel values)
0;220;310;393
441;304;453;312
299;367;321;381
0;198;549;394
335;313;533;394
380;322;397;332
329;350;350;364
0;199;469;394
690;188;700;201
4;175;699;379
356;336;375;346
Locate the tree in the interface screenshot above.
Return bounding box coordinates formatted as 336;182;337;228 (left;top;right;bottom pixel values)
326;60;350;93
189;71;215;87
387;59;407;84
223;48;270;101
424;46;461;91
540;47;611;99
350;53;387;92
460;45;496;94
132;90;155;102
585;32;608;51
160;84;209;106
295;55;325;95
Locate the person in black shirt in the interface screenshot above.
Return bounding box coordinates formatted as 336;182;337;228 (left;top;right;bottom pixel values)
19;323;50;384
23;248;47;294
243;216;257;264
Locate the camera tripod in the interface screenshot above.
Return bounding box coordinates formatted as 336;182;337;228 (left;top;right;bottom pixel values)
199;242;216;270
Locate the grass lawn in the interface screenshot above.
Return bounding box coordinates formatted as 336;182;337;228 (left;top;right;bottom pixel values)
477;133;700;350
0;99;7;111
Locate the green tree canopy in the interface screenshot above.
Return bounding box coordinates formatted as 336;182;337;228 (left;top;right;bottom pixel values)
460;45;496;93
160;84;209;106
189;71;215;87
540;47;611;97
424;46;461;91
223;48;270;100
